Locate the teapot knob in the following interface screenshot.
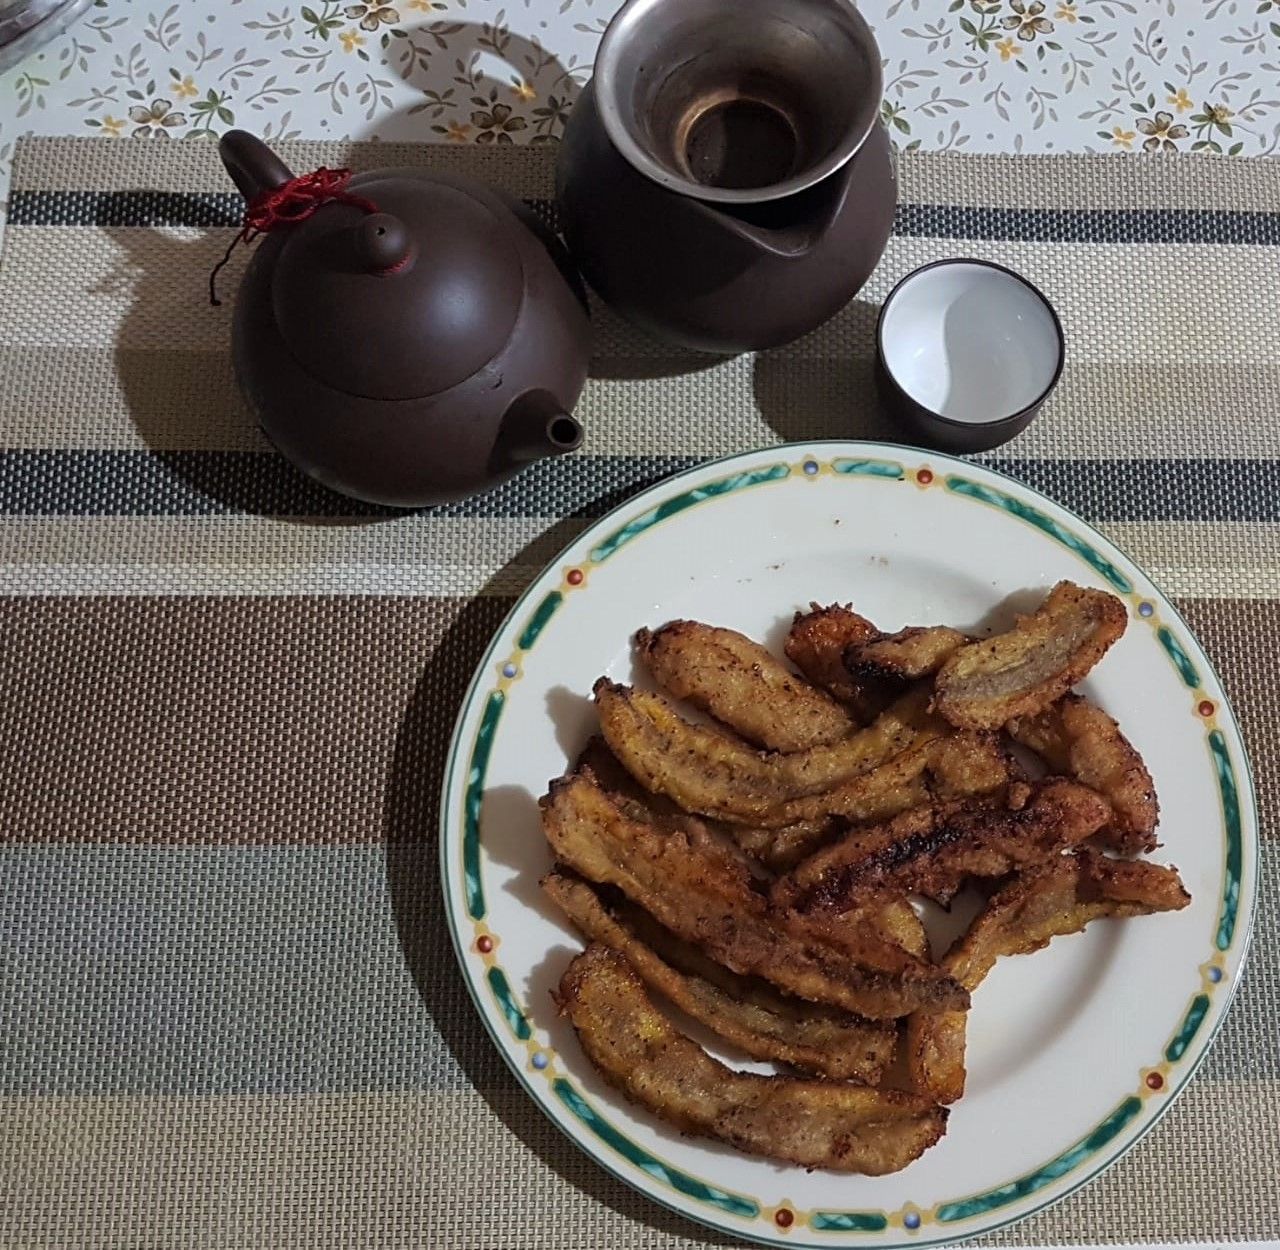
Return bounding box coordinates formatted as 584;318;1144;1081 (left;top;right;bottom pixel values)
355;213;413;273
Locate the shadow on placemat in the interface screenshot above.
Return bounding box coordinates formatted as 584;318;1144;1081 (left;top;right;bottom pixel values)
375;19;582;147
752;298;899;443
103;220;415;524
381;576;742;1246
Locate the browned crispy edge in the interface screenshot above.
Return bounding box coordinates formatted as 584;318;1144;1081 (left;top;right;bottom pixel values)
558;944;949;1174
785;603;890;720
773;780;1111;910
904;851;1191;1102
542;870;896;1082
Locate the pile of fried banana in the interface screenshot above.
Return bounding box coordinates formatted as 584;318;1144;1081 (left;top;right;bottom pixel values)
540;580;1191;1175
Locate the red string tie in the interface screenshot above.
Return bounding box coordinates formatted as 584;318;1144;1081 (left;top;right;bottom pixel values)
209;166;379;306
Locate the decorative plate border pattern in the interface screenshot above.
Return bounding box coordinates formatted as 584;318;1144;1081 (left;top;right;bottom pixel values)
440;444;1256;1249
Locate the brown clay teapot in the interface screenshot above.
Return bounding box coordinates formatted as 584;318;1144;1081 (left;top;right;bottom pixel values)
219;131;591;507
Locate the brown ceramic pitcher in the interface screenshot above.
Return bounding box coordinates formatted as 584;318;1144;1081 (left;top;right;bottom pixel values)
556;0;896;355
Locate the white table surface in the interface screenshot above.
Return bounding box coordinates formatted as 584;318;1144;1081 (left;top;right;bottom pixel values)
1;0;1279;185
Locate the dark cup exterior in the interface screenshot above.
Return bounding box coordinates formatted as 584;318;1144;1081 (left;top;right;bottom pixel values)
873;356;1040;454
873;259;1065;455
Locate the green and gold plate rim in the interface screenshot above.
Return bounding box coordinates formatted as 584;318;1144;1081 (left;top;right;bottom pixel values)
439;440;1259;1250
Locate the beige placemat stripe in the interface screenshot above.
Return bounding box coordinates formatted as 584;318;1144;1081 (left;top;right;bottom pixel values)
0;517;1272;604
0;515;587;598
0;1079;1274;1250
4;341;1279;465
1097;522;1280;600
4;228;1276;364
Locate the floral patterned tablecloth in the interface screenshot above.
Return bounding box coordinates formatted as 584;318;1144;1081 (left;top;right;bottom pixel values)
1;0;1279;195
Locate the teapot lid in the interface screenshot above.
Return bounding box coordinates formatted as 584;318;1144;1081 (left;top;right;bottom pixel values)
268;174;524;401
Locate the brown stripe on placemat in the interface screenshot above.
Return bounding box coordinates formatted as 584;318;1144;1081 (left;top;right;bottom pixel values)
1;594;1270;847
0;595;513;845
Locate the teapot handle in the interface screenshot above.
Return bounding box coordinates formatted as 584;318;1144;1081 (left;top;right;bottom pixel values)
220;129;293;203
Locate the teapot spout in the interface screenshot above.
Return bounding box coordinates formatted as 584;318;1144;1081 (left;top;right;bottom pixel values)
496;390;584;465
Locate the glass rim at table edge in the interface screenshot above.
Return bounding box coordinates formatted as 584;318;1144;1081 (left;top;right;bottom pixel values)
436;438;1259;1250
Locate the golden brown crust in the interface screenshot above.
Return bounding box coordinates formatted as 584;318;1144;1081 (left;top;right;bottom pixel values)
773;780;1112;910
637;620;855;753
816;895;931;962
1007;694;1159;854
785;603;889;720
722;733;1016;870
540;770;969;1018
905;851;1190;1102
542;872;896;1082
926;731;1018;802
847;626;969;684
594;679;946;825
577;736;838;875
723;819;839;872
558;944;949;1174
933;582;1128;730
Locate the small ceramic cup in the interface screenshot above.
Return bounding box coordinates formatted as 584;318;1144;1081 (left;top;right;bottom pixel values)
875;258;1064;453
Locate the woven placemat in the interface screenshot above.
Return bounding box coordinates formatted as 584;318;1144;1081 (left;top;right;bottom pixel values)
0;137;1276;1249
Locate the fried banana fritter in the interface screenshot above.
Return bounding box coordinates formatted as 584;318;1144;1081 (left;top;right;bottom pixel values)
540;770;969;1018
813;895;931;962
637;621;854;752
594;679;946;824
726;733;1016;870
546;600;1188;1175
558;945;949;1174
785;603;888;719
934;582;1128;730
1007;694;1158;854
846;626;968;684
577;736;833;875
926;731;1018;802
905;850;1191;1102
543;872;896;1082
773;780;1111;911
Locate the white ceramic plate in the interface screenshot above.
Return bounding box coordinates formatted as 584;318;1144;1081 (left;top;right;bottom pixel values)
440;442;1257;1248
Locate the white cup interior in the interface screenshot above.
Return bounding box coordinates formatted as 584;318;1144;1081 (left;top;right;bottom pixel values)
879;262;1062;425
